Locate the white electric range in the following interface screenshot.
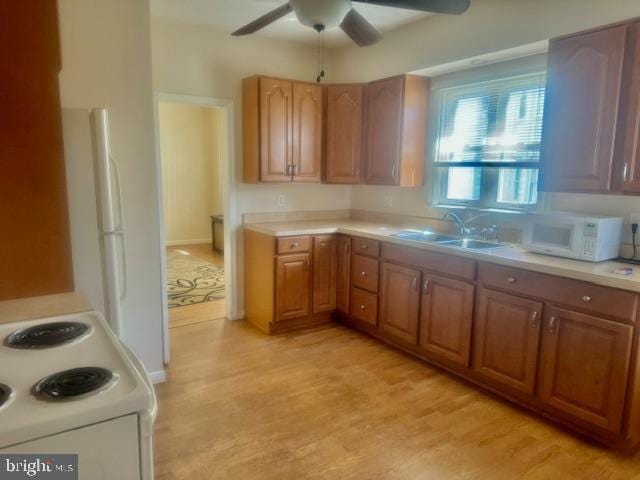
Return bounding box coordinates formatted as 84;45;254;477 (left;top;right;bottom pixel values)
0;311;157;479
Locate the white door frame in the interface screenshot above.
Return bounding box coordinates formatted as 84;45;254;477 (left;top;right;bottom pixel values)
153;92;239;365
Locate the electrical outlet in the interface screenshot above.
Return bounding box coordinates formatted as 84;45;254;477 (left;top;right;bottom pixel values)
277;194;285;207
383;195;393;208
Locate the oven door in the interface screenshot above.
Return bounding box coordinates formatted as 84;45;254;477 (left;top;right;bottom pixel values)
523;220;583;259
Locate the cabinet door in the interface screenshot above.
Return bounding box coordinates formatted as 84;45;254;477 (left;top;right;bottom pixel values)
259;77;293;182
618;22;640;194
325;85;364;184
364;76;404;185
473;289;543;395
312;235;337;313
541;26;627;193
538;306;633;432
336;236;351;314
379;262;421;344
419;273;474;367
275;253;310;321
292;82;322;182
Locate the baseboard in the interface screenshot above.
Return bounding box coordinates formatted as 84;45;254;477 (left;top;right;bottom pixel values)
149;369;167;384
165;238;211;246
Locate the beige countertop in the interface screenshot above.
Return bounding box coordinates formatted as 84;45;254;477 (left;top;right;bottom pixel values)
244;220;640;293
0;292;92;325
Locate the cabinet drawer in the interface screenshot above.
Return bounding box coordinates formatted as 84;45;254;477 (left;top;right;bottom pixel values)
382;242;476;281
277;236;311;254
479;263;638;322
352;237;380;257
350;288;378;326
351;254;379;293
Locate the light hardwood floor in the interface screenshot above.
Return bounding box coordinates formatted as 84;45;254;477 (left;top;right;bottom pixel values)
154;320;640;480
166;244;225;328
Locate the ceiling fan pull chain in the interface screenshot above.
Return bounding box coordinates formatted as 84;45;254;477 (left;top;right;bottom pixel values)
320;29;325;79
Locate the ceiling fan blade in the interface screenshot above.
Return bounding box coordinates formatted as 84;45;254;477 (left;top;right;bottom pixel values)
231;3;293;36
353;0;470;14
340;8;381;47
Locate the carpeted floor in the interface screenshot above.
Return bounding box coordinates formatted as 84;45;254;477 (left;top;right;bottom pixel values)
166;250;225;308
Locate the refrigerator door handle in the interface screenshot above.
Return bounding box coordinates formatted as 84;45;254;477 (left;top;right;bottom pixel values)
109;154;126;231
101;228;128;301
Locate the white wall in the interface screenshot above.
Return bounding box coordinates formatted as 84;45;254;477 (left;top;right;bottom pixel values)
159;103;222;244
58;0;164;377
332;0;640;237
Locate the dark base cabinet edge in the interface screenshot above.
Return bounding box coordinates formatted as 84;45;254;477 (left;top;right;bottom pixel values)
331;311;640;454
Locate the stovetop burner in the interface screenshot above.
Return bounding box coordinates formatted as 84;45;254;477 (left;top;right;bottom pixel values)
5;322;90;349
35;367;114;400
0;383;12;409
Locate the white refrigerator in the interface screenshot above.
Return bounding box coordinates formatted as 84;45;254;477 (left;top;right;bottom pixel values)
62;108;126;337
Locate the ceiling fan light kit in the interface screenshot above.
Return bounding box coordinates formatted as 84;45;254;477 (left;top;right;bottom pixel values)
231;0;471;79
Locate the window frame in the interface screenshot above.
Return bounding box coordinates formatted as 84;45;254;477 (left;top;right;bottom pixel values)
429;69;547;212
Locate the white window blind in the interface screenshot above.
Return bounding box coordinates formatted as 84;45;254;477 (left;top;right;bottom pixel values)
433;71;546;208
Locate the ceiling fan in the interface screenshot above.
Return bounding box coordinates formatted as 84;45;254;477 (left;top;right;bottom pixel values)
231;0;471;47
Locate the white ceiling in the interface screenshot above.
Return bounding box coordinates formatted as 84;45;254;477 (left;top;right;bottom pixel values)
150;0;431;47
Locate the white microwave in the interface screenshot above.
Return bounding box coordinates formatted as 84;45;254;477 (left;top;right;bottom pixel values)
522;214;623;262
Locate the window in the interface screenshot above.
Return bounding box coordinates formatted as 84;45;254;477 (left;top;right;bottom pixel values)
432;71;546;210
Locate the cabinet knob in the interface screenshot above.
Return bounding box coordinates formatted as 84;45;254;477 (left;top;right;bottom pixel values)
291;242;298;248
582;295;591;303
507;277;516;284
361;244;368;250
360;305;366;310
530;311;539;329
361;271;367;277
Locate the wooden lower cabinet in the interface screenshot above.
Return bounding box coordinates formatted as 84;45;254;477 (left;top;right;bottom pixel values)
537;306;633;433
349;287;378;326
275;253;311;321
312;235;337;313
336;236;351;314
418;273;474;367
473;289;543;394
379;262;420;344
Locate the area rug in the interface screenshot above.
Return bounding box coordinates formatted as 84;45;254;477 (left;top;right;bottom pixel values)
166;251;225;308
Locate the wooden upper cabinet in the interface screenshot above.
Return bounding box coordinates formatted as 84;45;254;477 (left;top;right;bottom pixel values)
312;235;337;313
617;22;640;193
325;85;364;184
418;273;474;367
473;289;543;395
541;25;627;193
336;235;351;314
0;1;74;300
275;253;311;321
364;75;429;186
293;82;322;182
538;306;633;432
379;262;421;344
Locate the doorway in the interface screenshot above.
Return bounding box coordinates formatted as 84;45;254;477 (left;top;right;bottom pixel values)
154;94;237;364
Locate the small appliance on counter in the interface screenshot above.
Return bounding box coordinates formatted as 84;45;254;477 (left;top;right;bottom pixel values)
522;213;623;262
0;311;157;479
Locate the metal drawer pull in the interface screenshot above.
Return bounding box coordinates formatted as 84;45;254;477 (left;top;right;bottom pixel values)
423;279;430;293
582;295;591;303
360;305;366;310
291;242;299;248
361;244;368;249
530;311;539;329
320;242;327;247
412;277;418;291
549;316;557;334
361;271;367;276
507;277;516;284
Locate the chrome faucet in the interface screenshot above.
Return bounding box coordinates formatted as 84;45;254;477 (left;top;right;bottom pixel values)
442;212;496;239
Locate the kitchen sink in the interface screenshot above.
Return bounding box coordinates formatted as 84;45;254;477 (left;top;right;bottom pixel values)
392;230;459;243
438;238;504;250
392;230;504;250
